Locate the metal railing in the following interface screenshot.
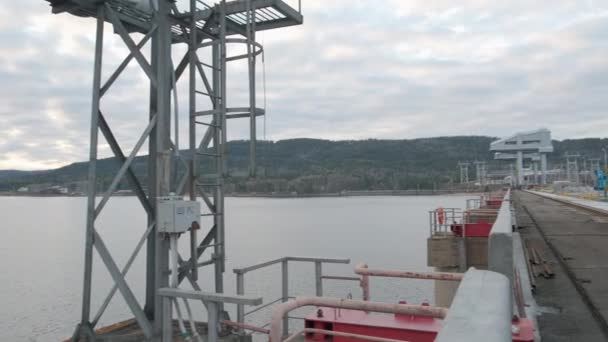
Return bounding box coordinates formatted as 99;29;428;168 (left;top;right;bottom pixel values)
466;197;482;209
428;207;463;236
355;263;463;301
467;192;507;210
233;256;352;336
463;209;499;225
157;288;263;342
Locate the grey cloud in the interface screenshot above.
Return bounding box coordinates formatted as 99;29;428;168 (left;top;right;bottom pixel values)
2;0;608;169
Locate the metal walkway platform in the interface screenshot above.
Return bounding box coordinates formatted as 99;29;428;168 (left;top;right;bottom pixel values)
514;190;608;341
45;0;303;40
63;318;241;342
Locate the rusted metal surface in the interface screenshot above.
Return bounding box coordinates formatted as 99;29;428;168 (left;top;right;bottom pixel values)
525;239;554;279
355;263;463;281
516;191;608;341
355;263;462;302
64;318;210;342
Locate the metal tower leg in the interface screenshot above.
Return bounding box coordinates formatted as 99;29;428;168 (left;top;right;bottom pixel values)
540;153;547;185
188;0;199;282
145;33;158;327
247;0;257;177
516;151;523;186
220;1;228;178
79;8;104;338
218;0;227;284
152;0;172;338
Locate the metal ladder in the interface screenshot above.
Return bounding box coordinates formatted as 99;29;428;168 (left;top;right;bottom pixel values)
186;0;227;291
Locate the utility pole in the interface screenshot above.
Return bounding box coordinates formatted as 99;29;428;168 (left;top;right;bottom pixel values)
458;162;470;184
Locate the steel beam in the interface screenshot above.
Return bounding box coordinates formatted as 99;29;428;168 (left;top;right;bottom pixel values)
98;112;153;215
94;114;157;217
189;0;199;282
195;55;216;105
247;0;257;177
174;120;215;197
94;229;153;338
100;25;156;98
152;0;173;339
211;18;224;295
80;7;104;331
218;0;227;282
106;5;158;87
158;288;262;305
91;222;156;328
177;224;217;282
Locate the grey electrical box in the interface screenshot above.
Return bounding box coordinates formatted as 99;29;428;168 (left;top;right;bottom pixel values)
157;197;201;234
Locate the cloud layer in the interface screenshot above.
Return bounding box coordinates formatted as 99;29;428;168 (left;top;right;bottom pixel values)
2;0;608;169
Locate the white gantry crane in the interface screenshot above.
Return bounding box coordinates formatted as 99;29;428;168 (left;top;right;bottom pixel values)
490;129;553;186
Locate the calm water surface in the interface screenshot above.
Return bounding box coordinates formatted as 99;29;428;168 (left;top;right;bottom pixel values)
0;195;471;341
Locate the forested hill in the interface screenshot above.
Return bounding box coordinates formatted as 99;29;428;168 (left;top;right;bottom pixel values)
2;136;607;193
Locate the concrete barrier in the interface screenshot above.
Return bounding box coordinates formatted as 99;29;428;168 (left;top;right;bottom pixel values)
488;190;513;286
435;268;512;342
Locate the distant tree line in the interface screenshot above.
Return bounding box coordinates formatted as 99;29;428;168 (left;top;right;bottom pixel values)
2;136;607;193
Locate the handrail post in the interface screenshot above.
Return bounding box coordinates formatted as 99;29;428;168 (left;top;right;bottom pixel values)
162;296;172;342
281;258;289;337
359;264;370;301
314;261;322;296
206;301;219;342
236;272;245;330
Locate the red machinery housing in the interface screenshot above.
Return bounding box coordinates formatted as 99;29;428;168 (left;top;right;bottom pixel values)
304;306;534;342
450;222;493;237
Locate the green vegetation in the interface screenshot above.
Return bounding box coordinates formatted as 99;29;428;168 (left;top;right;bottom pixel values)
2;136;607;193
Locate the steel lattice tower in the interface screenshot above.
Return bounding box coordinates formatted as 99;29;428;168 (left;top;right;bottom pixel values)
565;153;580;185
474;160;487;185
43;0;303;340
458;162;470;184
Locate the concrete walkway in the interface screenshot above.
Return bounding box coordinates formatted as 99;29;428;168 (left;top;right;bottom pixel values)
528;190;608;212
514;191;608;341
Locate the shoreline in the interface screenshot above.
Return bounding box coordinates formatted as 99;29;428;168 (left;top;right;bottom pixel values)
0;189;484;198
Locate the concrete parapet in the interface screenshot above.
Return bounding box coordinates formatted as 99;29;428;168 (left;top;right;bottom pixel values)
488;190;514;286
428;236;488;268
436;268;512;342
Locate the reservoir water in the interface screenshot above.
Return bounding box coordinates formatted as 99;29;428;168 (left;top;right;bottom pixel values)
0;194;471;341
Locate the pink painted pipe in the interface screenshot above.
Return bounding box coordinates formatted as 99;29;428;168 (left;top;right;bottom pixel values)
355;263;462;301
268;297;448;342
355;263;463;281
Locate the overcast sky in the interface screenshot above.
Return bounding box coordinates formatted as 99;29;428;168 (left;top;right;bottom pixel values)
1;0;608;170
